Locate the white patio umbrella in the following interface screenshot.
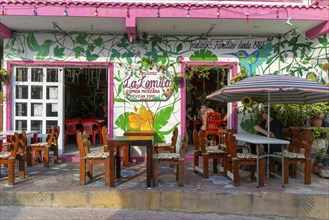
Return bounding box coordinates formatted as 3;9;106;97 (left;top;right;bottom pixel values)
207;74;329;135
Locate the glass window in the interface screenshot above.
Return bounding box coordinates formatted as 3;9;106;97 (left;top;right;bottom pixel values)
46;121;58;130
46;103;58;117
16;85;28;99
31;103;43;116
16;68;28;82
31;86;43;99
31;68;43;82
47;69;58;82
31;120;42;131
16;120;27;130
47;86;58;100
16;103;27;116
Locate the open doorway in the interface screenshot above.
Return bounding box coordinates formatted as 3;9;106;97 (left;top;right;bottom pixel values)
185;65;229;139
64;67;108;152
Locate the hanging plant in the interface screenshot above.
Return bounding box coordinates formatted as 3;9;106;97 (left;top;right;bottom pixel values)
230;68;247;84
0;69;11;85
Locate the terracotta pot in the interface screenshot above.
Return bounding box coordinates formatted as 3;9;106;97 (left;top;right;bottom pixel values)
313;164;320;174
311;118;323;127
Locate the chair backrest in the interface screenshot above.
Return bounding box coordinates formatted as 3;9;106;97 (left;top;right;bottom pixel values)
198;130;207;154
206;112;221;131
170;127;179;146
46;127;55;145
290;129;313;158
193;129;200;152
8;132;19;158
53;126;60;145
81;119;101;135
179;132;189;158
65;119;82;134
101;126;109;152
217;129;227;145
227;133;238;158
76;131;91;157
17;131;27;156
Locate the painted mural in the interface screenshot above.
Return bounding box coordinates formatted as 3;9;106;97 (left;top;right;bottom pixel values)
3;32;329;141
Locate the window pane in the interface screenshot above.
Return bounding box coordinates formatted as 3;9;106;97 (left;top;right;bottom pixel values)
31;120;42;131
31;86;43;99
47;86;58;100
16;68;28;82
16;120;27;130
31;103;43;116
16;103;27;116
16;85;28;99
31;68;43;82
46;103;58;117
46;121;58;130
47;69;58;82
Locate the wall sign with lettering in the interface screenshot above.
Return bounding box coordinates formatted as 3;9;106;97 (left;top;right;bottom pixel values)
123;71;173;101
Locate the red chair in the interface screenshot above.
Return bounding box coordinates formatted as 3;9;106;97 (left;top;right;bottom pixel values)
65;118;82;145
204;112;221;145
81;119;102;144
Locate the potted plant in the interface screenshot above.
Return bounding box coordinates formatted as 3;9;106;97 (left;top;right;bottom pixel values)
306;103;328;127
313;146;329;177
273;104;304;127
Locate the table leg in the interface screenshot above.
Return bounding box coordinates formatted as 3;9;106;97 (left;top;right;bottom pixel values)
147;145;152;188
109;146;115;187
123;146;129;167
0;139;2;152
256;146;259;188
116;146;121;179
33;133;38;143
281;144;285;188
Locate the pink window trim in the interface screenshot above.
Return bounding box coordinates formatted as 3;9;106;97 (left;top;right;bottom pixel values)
6;60;112;132
180;61;238;133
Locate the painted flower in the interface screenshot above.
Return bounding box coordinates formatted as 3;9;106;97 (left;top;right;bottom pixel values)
241;96;253;107
128;105;155;131
322;62;329;71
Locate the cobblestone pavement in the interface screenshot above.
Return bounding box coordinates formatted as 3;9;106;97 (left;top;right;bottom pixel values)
0;206;296;220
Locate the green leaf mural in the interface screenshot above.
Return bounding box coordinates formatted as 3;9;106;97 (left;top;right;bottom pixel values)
76;33;88;45
153;106;174;131
115;112;134;130
54;46;65;58
189;49;218;61
240;119;257;134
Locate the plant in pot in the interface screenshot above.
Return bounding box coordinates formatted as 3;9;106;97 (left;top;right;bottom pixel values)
306;102;328;127
273;104;304;128
313;146;329;177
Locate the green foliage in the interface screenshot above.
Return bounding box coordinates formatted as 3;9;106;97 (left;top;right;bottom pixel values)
312;127;329;140
0;69;11;85
273;104;305;127
189;49;218;61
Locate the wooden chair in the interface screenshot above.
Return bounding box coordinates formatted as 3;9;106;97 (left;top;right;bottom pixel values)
81;119;102;144
204;112;221;145
27;126;59;167
65;118;82;144
270;129;313;184
193;129;202;173
226;133;265;186
152;132;189;187
77;131;112;186
194;130;227;179
0;132;19;185
154;127;178;153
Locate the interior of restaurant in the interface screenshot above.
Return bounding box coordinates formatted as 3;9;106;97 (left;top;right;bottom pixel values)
64;67;108;147
185;65;228;117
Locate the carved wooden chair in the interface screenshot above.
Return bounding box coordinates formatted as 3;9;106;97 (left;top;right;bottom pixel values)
27;126;59;167
0;132;20;185
194;130;227;179
271;129;312;184
152;132;189;187
77;131;112;186
154;127;178;153
226;133;265;186
204;112;221;145
193;129;202;173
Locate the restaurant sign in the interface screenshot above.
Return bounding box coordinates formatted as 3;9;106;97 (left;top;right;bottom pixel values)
123;71;173;101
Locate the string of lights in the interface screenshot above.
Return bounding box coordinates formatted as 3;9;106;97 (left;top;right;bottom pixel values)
0;4;291;21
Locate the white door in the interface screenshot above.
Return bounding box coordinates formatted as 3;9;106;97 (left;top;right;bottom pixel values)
13;66;64;153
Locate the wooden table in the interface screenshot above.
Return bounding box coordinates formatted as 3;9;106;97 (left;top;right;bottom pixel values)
122;131;155;166
234;133;290;187
107;136;154;188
